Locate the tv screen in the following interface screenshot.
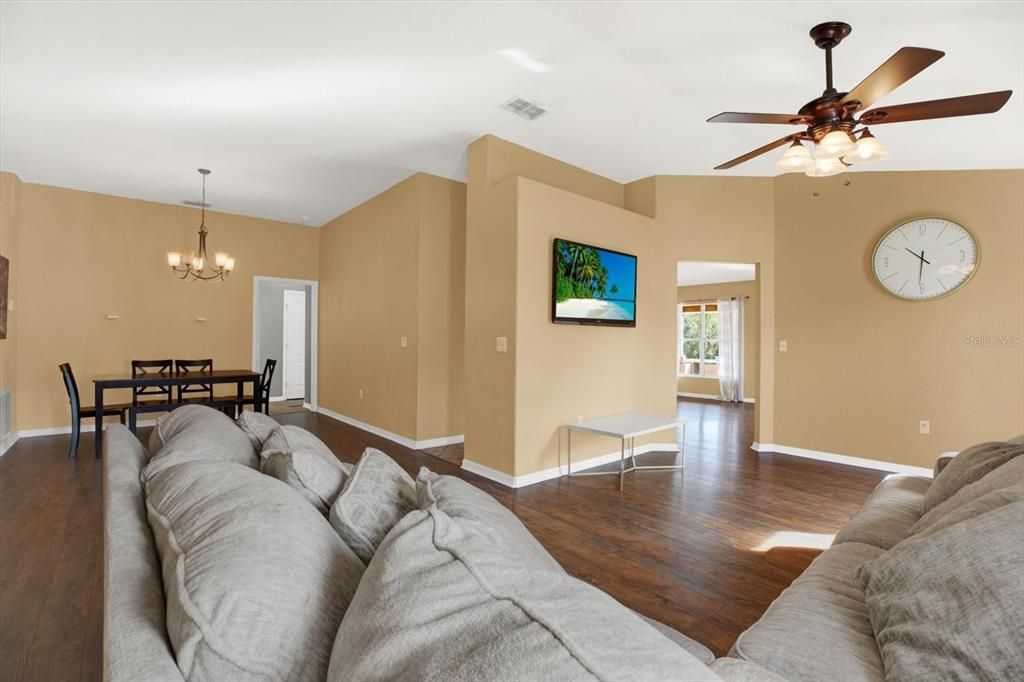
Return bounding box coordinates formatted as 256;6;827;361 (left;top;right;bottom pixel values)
552;238;637;327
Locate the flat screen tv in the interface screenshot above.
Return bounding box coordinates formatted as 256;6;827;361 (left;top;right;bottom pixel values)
552;238;637;327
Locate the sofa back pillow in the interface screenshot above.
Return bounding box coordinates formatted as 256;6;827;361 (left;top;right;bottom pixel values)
416;467;563;573
261;425;354;514
912;455;1023;535
236;410;279;450
142;406;257;482
921;440;1023;514
326;505;719;682
858;492;1024;681
328;448;416;564
145;460;365;682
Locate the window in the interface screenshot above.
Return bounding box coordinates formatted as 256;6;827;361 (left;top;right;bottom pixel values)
679;303;719;377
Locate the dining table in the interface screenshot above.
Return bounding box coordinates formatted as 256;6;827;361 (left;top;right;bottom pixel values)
92;368;263;457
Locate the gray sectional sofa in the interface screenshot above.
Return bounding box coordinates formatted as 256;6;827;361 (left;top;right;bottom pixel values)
103;406;1023;681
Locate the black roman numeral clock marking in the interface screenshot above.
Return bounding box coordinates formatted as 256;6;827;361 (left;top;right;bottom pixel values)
871;218;978;301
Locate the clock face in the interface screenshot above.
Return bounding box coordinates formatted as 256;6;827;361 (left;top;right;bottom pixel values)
872;218;978;301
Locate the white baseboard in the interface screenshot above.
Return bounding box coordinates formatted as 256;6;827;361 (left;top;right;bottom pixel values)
752;442;933;478
0;419;159;457
677;392;754;404
463;441;681;489
316;406;464;451
0;432;20;457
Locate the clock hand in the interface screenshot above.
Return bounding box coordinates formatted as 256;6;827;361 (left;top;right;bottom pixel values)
918;251;923;285
904;247;932;265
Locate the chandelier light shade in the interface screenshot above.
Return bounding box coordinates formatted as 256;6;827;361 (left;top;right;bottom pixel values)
775;140;814;173
814;129;857;159
805;156;847;177
167;169;235;281
843;128;888;164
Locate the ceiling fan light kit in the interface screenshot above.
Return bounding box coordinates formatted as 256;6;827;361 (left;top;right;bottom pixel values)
707;21;1012;176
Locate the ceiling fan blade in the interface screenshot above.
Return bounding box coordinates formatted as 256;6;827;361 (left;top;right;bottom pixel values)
707;112;810;125
714;134;801;170
859;91;1013;125
841;47;945;111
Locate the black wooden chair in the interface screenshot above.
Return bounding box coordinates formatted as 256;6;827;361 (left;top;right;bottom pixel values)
59;363;130;458
175;358;238;416
236;359;277;415
129;359;174;430
174;358;214;402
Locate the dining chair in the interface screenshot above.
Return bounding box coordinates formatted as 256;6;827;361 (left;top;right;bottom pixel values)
237;359;277;415
129;359;174;430
174;358;214;402
59;363;129;458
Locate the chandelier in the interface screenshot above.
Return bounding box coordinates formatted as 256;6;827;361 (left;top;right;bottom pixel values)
166;168;235;281
774;128;888;177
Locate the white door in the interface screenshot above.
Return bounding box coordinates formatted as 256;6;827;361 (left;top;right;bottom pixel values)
282;290;306;400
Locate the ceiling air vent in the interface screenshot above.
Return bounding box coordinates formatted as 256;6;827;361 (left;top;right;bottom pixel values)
501;96;547;121
183;200;211;207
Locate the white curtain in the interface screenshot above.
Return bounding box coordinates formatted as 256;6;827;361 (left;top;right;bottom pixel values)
718;298;744;403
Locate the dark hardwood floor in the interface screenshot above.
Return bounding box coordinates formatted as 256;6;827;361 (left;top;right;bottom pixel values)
0;399;883;681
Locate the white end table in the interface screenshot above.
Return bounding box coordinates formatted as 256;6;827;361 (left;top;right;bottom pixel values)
564;413;686;491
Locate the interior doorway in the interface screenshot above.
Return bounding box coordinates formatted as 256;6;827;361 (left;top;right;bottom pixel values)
675;261;759;450
252;276;318;408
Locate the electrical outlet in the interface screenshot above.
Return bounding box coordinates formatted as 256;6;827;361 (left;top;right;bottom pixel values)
400;336;408;348
359;389;364;400
779;340;788;352
496;336;508;352
919;420;930;435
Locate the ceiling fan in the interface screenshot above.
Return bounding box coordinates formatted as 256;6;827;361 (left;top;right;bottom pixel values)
707;21;1013;176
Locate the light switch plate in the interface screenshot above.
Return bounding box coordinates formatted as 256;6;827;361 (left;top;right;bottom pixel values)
496;336;508;352
919;420;930;434
400;336;408;348
779;340;788;352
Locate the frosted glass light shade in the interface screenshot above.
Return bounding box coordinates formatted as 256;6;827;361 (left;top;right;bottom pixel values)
844;131;888;164
224;257;236;272
167;252;182;267
215;252;228;267
775;141;814;172
805;157;847;177
815;129;856;159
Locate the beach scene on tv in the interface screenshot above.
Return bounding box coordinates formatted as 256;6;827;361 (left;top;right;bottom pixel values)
554;239;636;322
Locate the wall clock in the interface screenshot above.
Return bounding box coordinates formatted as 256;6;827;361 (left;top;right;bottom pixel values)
872;218;978;301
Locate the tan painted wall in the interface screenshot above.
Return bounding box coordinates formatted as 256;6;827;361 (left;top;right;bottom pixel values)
318;176;420;439
13;182;318;431
774;170;1024;467
477;134;625;209
464;137;520;472
514;178;673;476
318;173;466;442
676;279;759;401
0;172;21;434
417;174;467;440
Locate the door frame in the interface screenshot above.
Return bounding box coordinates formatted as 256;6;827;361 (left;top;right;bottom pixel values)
252;275;318;410
281;288;307;401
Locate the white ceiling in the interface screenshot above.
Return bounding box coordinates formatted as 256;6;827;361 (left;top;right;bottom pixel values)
2;1;1021;226
678;262;756;287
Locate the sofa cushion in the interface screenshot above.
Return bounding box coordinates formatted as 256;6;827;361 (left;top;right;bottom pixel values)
145;460;364;682
260;426;353;514
328;448;416;564
326;505;720;682
912;455;1023;535
636;614;715;665
416;467;562;572
833;474;930;549
922;440;1023;514
731;542;886;682
236;410;279;450
141;406;257;482
103;425;185;682
709;657;788;682
858;494;1024;681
